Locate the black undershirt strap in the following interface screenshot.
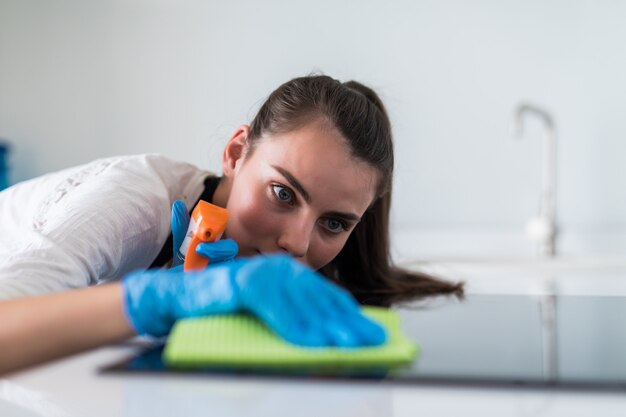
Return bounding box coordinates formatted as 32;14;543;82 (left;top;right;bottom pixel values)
148;176;222;268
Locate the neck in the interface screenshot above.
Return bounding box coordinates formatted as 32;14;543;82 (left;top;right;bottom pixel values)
212;176;231;208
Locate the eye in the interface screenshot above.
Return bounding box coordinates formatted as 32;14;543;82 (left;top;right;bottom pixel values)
272;184;294;204
322;218;348;234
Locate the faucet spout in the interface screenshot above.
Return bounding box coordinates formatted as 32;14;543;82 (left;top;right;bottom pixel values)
512;103;558;258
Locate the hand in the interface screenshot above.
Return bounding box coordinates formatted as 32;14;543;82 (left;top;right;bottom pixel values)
232;254;387;348
122;254;387;348
171;200;238;268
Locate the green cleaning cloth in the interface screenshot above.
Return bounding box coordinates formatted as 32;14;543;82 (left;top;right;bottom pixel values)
163;307;419;368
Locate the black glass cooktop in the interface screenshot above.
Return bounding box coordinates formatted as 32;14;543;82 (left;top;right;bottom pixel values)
102;294;626;391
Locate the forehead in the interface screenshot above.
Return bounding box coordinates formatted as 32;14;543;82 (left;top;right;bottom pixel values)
249;121;380;213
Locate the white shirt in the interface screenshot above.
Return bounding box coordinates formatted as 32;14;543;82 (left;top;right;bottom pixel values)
0;154;211;300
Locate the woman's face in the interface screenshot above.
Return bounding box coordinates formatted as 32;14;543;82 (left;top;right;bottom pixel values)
216;119;379;270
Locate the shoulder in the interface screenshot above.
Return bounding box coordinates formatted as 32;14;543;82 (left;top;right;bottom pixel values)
35;154;209;226
0;154;214;295
40;153;211;202
78;154;206;183
12;153;211;244
98;154;214;212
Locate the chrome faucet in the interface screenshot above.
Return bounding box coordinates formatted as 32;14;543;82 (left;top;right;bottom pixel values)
511;103;558;258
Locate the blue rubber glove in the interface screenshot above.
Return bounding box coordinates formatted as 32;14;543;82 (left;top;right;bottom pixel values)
171;200;238;268
122;254;387;348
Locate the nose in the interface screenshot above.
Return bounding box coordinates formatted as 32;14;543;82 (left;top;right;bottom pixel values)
276;215;314;259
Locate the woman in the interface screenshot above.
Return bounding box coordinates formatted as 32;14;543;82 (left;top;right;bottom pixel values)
0;75;463;374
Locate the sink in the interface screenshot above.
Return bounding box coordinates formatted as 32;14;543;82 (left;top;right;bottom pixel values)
402;256;626;296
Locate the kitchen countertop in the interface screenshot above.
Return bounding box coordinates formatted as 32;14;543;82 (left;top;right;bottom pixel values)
3;294;626;416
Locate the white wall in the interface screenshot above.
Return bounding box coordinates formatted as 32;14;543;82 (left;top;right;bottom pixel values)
1;0;625;257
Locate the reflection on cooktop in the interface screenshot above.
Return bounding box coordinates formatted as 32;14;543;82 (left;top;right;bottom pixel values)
102;295;626;391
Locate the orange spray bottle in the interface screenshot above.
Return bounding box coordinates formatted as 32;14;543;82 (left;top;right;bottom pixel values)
178;200;229;272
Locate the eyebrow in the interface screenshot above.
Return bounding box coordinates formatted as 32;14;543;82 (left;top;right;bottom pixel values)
272;165;311;203
271;165;362;223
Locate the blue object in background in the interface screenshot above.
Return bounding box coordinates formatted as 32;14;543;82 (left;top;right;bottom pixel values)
0;141;9;191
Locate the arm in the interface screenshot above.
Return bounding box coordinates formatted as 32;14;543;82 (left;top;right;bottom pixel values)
0;200;237;375
1;254;386;376
0;283;134;375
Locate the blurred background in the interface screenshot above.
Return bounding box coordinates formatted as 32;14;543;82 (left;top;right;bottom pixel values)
1;0;625;260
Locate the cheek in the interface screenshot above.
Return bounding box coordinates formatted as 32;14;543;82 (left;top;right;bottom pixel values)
238;205;275;239
307;235;351;270
225;185;277;252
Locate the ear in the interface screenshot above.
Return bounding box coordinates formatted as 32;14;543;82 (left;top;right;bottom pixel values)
222;124;251;178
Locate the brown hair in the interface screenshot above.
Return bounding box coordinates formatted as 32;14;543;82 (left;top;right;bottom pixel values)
247;75;464;307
